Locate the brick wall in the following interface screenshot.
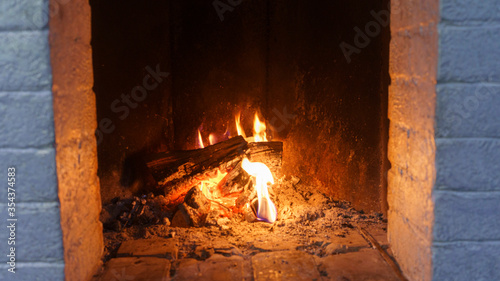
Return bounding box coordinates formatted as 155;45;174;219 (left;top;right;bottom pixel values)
389;0;500;280
49;0;104;280
387;0;439;280
433;0;500;280
0;0;65;280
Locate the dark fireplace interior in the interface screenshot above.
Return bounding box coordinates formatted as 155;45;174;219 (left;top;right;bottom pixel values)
90;0;394;279
92;0;389;213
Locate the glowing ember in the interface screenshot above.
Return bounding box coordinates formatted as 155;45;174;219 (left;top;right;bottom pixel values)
199;169;227;199
192;112;275;221
235;112;246;138
197;130;205;149
241;158;277;223
253;113;267;142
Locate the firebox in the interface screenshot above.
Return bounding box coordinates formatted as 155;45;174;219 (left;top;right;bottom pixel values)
86;0;395;279
4;0;497;280
92;0;389;214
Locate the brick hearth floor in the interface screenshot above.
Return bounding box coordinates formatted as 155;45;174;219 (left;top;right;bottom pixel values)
93;226;400;281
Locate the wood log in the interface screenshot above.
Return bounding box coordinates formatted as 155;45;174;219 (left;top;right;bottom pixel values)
218;161;251;196
143;136;283;208
178;187;211;227
246;141;283;178
144;136;248;205
217;141;283;196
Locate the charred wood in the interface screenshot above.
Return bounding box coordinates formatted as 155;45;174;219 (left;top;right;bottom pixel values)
144;136;248;205
143;136;283;208
246;141;283;177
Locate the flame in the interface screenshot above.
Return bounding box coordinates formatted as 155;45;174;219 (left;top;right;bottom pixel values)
241;158;276;223
209;133;216;146
197;130;205;149
253;113;267;142
235;112;246;138
199;169;227;199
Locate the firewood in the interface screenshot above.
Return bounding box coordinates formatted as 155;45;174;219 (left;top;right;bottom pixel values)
143;136;283;208
219;141;283;196
246;141;283;177
144;136;248;205
176;186;212;227
218;161;251;196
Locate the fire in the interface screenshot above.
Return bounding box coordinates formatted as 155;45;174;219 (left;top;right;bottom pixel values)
196;158;277;223
241;158;277;223
197;130;204;149
235;112;246;138
209;133;216;146
253;113;267;142
234;112;267;142
194;112;276;222
199;169;227;199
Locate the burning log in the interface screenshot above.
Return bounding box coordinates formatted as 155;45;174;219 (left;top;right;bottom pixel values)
171;186;212;227
218;161;251;196
246;141;283;178
218;141;282;196
143;135;283;213
144;136;248;205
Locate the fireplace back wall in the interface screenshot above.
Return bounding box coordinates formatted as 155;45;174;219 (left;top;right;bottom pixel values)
91;0;173;203
92;0;389;213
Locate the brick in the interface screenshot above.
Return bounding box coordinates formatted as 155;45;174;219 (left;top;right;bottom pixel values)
0;0;49;31
388;122;435;181
0;202;63;262
0;148;58;202
436;139;500;191
0;262;64;281
174;255;244;280
315;249;400;281
0;30;51;91
441;0;500;23
436;83;500;138
433;241;500;281
389;23;438;78
438;26;500;82
0;91;55;148
98;257;170;281
434;191;500;241
387;211;433;281
252;250;320;281
387;168;434;239
388;77;436;130
391;0;439;31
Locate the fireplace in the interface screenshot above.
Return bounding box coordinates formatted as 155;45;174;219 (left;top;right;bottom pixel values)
91;0;390;216
2;0;499;280
87;0;396;279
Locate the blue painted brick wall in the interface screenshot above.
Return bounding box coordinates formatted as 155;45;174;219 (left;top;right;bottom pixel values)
0;0;64;280
435;0;500;280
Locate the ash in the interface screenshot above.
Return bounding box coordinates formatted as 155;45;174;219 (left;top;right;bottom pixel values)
101;176;386;263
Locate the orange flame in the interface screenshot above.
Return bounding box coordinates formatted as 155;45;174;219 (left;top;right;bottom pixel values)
199;169;227;199
235;112;246;138
253;113;267;142
241;158;276;223
209;133;216;146
197;130;204;149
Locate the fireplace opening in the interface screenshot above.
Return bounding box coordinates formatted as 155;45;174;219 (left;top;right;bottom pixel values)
89;0;395;279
